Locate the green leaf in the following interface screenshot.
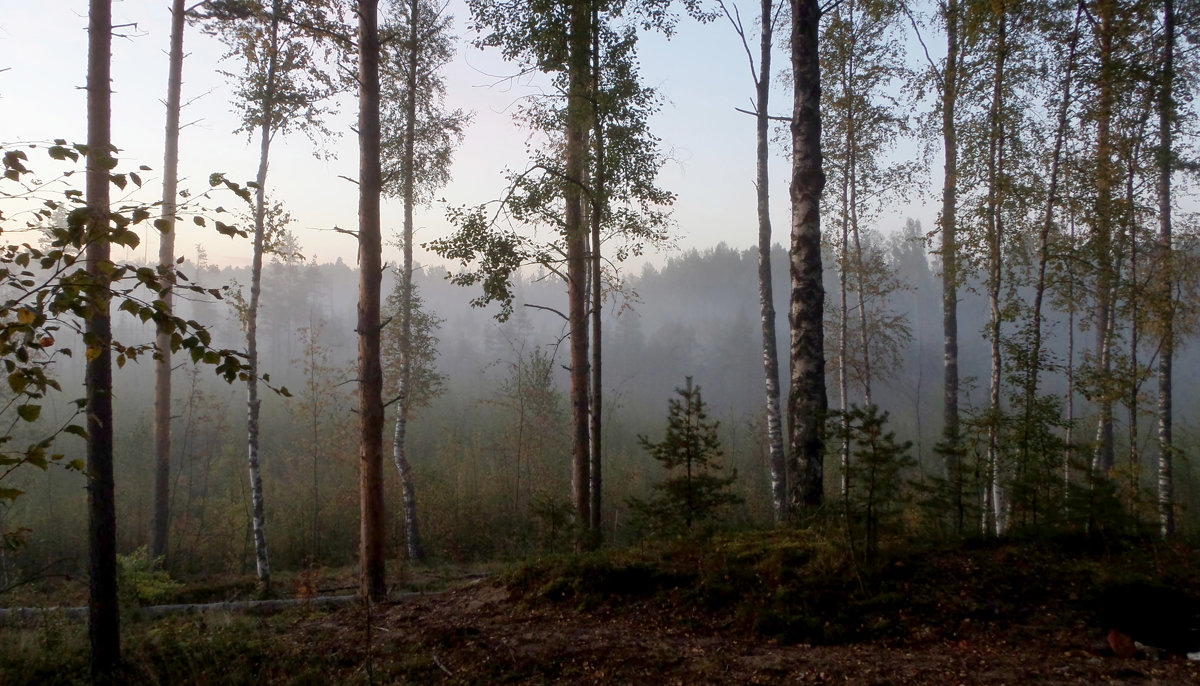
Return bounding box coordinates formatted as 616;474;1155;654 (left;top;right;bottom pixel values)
16;404;41;422
64;424;88;439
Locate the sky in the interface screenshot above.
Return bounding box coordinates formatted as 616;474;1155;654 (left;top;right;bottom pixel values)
0;0;935;269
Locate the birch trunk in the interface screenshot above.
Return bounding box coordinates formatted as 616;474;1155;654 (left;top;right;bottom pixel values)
1025;1;1082;517
86;0;120;674
751;0;788;523
983;7;1007;535
152;0;186;566
589;5;603;537
1091;0;1117;476
939;0;964;532
391;0;425;563
1157;0;1175;537
789;0;827;511
566;0;593;544
245;0;282;591
358;0;387;601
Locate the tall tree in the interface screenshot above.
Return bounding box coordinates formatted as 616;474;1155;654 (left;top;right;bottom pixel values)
86;0;119;675
789;0;828;511
151;0;188;568
380;0;467;562
717;0;789;523
202;0;338;591
438;0;679;542
1089;0;1119;475
358;0;388;601
1156;0;1175;536
902;0;966;530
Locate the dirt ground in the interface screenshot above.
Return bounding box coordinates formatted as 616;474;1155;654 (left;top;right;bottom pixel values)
292;580;1200;685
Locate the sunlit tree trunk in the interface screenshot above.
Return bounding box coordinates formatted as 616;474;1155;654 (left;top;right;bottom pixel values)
152;0;186;566
358;0;388;601
86;0;120;676
789;0;827;512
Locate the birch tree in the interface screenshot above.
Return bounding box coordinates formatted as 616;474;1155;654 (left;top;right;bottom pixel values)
789;0;828;511
1156;0;1175;536
201;0;338;591
716;0;789;523
380;0;467;562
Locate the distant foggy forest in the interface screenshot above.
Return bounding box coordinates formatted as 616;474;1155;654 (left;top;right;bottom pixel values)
5;220;1200;578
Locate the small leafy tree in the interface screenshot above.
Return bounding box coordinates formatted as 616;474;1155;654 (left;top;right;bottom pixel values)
629;377;741;536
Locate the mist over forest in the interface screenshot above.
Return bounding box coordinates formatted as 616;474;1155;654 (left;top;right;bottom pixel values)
7;218;1200;577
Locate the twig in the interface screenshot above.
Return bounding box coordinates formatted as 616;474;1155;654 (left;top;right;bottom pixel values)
433;653;454;677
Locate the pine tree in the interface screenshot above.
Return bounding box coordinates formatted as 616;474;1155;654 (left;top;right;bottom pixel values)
630;377;742;535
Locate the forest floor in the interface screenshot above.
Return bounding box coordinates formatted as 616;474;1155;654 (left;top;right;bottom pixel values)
4;532;1200;684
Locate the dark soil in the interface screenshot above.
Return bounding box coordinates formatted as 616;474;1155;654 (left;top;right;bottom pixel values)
4;533;1200;684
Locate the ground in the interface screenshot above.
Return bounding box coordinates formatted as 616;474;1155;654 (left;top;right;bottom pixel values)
4;534;1200;684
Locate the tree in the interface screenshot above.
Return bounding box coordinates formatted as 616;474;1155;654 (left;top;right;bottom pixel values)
436;0;681;543
201;0;339;592
357;0;388;601
86;0;119;675
789;0;828;512
382;279;447;561
629;377;741;534
717;0;789;524
1156;0;1175;537
151;0;188;569
379;0;467;563
832;404;914;557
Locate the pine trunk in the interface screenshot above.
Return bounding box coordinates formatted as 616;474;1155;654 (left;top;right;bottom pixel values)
358;0;387;601
151;0;185;567
86;0;120;676
788;0;827;512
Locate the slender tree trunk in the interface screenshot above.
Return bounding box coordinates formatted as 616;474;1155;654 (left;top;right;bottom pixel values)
984;7;1007;535
566;0;593;544
358;0;387;601
750;0;788;524
151;0;186;566
392;0;425;563
1157;0;1175;537
1025;0;1082;519
839;174;851;502
588;5;603;537
789;0;827;512
939;0;963;533
86;0;120;676
1091;0;1117;475
245;1;282;592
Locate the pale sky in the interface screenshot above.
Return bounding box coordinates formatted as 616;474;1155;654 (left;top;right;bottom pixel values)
0;0;934;269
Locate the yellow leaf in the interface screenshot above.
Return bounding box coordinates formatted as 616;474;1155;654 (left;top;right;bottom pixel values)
16;308;35;325
85;346;102;362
